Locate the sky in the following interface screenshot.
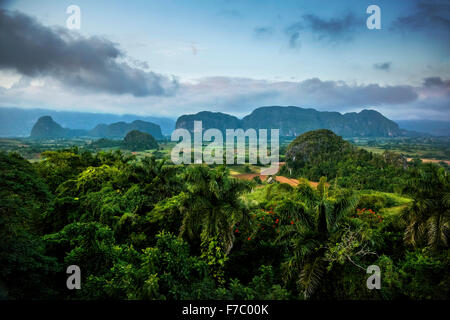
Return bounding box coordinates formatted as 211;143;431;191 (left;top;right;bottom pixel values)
0;0;449;120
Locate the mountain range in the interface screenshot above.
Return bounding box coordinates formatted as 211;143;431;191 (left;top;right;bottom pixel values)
1;106;448;138
176;106;405;137
30;116;163;140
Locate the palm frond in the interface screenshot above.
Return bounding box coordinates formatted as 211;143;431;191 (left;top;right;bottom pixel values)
299;257;325;300
328;194;358;232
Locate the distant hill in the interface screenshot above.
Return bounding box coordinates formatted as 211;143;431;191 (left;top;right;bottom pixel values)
282;129;409;190
123;130;159;151
30;116;88;139
29;116;163;140
176;111;241;133
176;106;403;137
89;120;163;139
0;107;175;137
283;129;361;181
396;120;450;137
285;129;356;165
88;130;159;151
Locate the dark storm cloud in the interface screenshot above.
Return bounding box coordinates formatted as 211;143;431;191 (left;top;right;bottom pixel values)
373;62;391;71
0;9;178;96
392;1;450;33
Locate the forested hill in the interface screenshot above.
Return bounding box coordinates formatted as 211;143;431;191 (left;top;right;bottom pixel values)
176;106;403;137
282;129;410;191
29;116;163;140
88;120;163;139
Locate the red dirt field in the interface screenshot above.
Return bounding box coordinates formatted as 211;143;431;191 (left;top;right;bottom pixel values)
232;162;324;188
233;173;323;188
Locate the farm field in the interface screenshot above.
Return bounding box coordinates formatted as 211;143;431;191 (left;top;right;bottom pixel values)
352;136;450;162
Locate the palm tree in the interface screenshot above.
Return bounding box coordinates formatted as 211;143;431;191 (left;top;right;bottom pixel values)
277;179;357;299
401;163;449;250
171;165;251;285
138;157;182;198
179;165;251;254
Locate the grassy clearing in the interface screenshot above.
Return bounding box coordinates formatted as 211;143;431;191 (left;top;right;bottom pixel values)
380;204;408;218
358;190;412;207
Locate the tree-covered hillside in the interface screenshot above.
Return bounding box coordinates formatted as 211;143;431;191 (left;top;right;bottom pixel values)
122;130;159;151
283;129;411;191
89;120;163;140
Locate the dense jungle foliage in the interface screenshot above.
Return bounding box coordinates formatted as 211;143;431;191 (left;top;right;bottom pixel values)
284;130;415;192
0;131;449;300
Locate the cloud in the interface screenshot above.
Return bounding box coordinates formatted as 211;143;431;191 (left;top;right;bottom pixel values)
373;62;392;71
419;77;450;99
0;0;12;8
285;22;302;48
303;13;360;42
0;9;178;97
285;12;360;47
217;9;242;19
165;76;447;120
128;58;150;70
293;78;417;106
376;77;449;120
423;76;450;89
253;27;274;39
392;1;450;33
1;73;448;120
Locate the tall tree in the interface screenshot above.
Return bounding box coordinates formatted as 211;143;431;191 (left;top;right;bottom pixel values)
401;163;450;250
277;180;358;299
179;165;251;254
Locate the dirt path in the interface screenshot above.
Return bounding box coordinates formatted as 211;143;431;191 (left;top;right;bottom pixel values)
274;176;299;187
233;173;269;182
406;158;450;165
